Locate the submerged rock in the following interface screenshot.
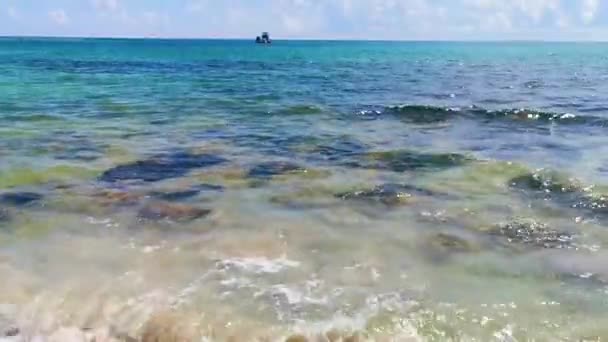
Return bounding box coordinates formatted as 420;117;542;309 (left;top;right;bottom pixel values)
138;202;211;222
509;170;581;195
247;161;307;179
197;183;225;192
149;184;224;202
0;208;10;222
141;311;201;342
285;335;309;342
508;170;608;220
336;184;436;207
574;195;608;217
489;220;575;250
361;150;471;172
96;190;144;207
100;152;227;183
423;232;480;262
429;233;478;253
307;138;368;163
151;189;201;201
0;192;43;206
387;104;457;124
270;187;338;209
4;326;19;337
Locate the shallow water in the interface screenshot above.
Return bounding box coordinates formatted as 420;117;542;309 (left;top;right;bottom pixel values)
2;38;608;341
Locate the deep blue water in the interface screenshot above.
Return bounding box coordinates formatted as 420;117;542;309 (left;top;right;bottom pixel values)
2;39;608;181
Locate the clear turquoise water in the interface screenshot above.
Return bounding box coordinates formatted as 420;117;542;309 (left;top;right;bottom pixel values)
2;38;608;340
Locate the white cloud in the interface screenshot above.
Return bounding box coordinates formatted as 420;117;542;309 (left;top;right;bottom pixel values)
186;0;208;13
482;11;513;31
142;11;169;26
49;9;69;25
177;0;606;40
93;0;120;12
462;0;560;23
582;0;600;24
513;0;559;22
281;14;306;34
7;6;19;20
91;0;134;27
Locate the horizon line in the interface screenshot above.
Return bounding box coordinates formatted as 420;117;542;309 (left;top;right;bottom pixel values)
1;34;608;43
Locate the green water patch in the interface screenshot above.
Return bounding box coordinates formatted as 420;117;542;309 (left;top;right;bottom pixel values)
45;190;113;217
0;128;41;140
422;232;483;263
191;167;250;189
13;218;54;239
103;145;138;165
204;97;242;108
507;168;608;220
269;186;341;209
246;161;308;180
146;184;224;202
0;213;61;240
336;183;440;207
358;150;472;173
485;219;577;251
0;165;99;189
300;136;369;164
137;201;212;223
277;104;324;116
1;113;67;123
280;136;324;154
251;93;282;102
15;130;109;162
420;160;530;196
509;169;583;195
95;98;152;118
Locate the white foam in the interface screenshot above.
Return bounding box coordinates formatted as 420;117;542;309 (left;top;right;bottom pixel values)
560;113;576;119
217;257;300;274
220;277;253;288
264;284;328;306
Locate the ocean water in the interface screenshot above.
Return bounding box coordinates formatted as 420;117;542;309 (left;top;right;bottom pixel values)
2;38;608;341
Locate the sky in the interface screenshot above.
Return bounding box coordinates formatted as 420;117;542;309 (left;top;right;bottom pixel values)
1;0;607;40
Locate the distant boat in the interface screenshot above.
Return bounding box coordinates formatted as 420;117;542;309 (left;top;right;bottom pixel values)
255;32;272;44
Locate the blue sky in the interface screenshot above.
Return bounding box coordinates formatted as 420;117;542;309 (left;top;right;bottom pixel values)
1;0;607;40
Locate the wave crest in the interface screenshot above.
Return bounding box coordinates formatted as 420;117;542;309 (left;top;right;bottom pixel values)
382;104;605;125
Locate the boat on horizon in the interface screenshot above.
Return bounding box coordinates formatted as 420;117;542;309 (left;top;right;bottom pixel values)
255;32;271;44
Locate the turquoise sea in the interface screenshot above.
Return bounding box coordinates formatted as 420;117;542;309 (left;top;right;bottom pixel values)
2;38;608;340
